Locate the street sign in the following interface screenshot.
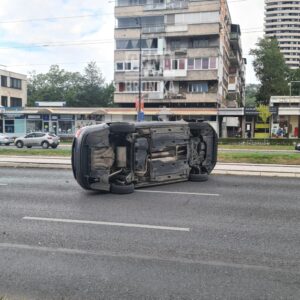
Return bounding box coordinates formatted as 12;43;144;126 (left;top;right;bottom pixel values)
137;111;145;122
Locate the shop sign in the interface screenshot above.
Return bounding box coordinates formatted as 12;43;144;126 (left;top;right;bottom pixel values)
27;115;41;119
244;107;258;116
269;106;279;115
51;115;58;120
4;114;25;119
244;107;279;116
42;115;50;121
59;115;74;120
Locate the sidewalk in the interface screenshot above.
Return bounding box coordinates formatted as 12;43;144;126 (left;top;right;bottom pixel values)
1;155;300;178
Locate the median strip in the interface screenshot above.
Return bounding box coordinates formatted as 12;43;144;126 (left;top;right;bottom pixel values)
23;216;190;232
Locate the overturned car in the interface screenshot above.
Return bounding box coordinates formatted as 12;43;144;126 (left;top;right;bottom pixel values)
72;121;218;194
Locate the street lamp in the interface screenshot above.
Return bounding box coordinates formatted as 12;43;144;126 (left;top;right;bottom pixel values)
136;17;143;122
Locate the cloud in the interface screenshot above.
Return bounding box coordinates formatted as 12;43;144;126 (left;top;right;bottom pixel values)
0;0;115;81
0;0;264;84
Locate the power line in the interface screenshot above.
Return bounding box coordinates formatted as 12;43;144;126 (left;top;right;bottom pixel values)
0;0;247;24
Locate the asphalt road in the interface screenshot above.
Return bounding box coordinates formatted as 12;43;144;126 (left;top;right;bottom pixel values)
0;169;300;300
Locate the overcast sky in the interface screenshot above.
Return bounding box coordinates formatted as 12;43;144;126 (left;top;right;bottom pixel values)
0;0;264;84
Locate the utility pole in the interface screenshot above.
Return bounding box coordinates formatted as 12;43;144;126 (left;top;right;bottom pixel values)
138;19;142;122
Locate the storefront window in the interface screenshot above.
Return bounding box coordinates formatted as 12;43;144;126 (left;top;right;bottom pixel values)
58;121;74;135
5;120;14;133
27;120;42;133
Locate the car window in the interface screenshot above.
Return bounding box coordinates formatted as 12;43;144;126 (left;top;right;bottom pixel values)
35;133;45;138
25;134;34;138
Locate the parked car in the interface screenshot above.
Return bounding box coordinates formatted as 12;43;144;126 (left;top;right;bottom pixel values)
0;133;14;145
14;132;60;149
295;143;300;151
72;121;218;194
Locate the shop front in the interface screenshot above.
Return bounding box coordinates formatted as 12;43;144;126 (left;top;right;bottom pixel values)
270;96;300;139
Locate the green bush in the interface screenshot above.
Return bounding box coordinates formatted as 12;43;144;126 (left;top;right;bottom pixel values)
218;138;300;146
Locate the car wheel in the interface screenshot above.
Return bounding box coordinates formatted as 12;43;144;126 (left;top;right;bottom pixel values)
51;145;58;149
41;141;49;149
189;173;209;182
26;146;32;148
110;183;134;194
16;141;24;148
109;123;135;134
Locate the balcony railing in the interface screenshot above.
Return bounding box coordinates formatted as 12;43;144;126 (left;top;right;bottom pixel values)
142;25;165;34
144;3;166;10
144;1;188;11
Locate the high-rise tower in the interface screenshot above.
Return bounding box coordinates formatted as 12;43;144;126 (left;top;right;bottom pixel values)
265;0;300;69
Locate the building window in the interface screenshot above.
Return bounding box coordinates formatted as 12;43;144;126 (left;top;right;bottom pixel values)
26;120;42;132
58;121;74;135
1;96;8;107
5;120;14;133
116;62;124;71
188;58;194;70
1;76;7;87
188;82;209;93
10;97;22;107
117;81;160;92
186;57;218;70
202;58;209;70
10;78;22;89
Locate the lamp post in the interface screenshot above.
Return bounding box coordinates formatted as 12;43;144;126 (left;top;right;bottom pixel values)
136;17;143;122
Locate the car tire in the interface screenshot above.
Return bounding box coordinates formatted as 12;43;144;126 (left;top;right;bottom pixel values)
109;123;135;134
41;141;49;149
26;146;32;148
110;183;134;194
51;145;58;149
189;173;209;182
16;141;24;148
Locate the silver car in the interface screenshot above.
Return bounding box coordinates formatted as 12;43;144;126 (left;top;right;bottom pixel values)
15;132;60;149
0;133;14;145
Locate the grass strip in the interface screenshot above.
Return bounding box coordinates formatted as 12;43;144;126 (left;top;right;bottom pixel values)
218;152;300;165
219;144;295;150
0;148;71;157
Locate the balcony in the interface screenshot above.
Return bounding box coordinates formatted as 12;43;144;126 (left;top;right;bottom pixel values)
144;1;188;11
142;24;165;34
164;92;217;103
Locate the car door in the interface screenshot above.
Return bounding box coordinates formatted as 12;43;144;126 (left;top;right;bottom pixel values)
23;133;35;146
32;133;44;146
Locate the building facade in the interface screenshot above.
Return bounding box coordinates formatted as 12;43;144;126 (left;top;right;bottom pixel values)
270;96;300;138
265;0;300;69
114;0;246;134
0;69;27;109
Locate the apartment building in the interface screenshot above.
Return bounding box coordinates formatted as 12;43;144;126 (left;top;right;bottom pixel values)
0;69;27;108
114;0;246;122
265;0;300;69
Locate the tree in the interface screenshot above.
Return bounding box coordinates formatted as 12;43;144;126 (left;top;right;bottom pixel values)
245;84;260;107
74;62;114;107
27;63;115;107
250;38;289;104
27;65;82;106
257;104;272;137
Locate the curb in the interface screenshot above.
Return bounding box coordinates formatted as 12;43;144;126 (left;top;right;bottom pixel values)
1;161;300;178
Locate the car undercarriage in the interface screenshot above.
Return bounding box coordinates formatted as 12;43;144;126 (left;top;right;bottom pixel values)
72;122;218;194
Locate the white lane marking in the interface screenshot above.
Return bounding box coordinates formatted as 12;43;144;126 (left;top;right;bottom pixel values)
23;216;190;232
136;190;220;197
0;242;298;275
